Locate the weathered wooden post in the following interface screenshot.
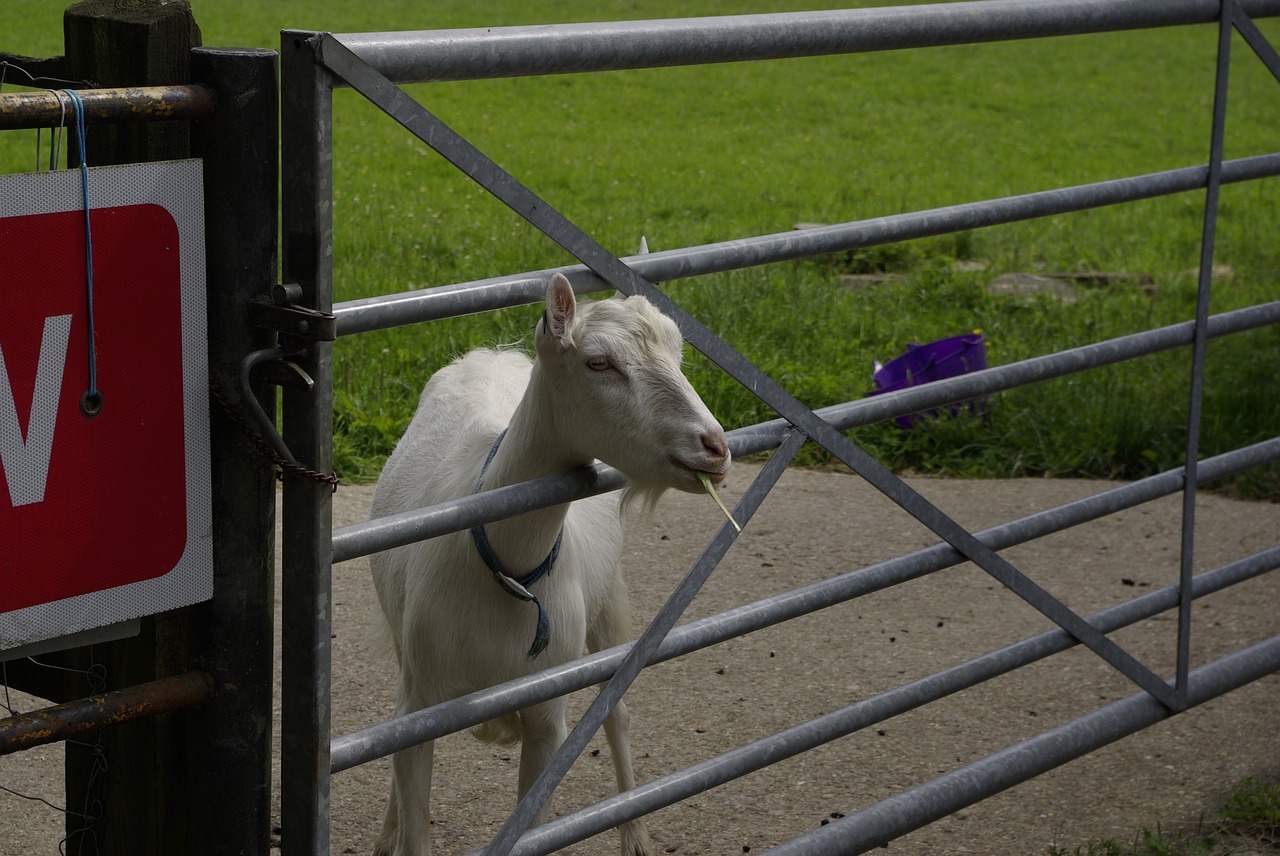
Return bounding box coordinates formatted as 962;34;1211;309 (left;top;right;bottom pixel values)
62;0;202;163
185;45;280;856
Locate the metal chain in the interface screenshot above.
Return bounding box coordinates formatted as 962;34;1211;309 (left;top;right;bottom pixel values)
207;374;340;491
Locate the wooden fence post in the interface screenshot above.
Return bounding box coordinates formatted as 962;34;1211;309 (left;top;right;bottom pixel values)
187;45;280;856
62;0;201;164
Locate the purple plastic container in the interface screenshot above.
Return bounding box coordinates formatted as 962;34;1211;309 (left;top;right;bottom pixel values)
866;333;987;428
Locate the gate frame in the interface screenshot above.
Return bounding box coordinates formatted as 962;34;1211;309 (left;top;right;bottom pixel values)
277;2;1280;854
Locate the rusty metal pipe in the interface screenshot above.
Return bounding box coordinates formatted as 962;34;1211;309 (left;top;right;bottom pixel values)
0;84;216;131
0;670;214;756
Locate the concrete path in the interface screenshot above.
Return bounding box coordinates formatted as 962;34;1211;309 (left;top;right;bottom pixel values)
2;464;1277;854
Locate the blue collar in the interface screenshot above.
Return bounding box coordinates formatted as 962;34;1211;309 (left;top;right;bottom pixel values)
471;429;562;658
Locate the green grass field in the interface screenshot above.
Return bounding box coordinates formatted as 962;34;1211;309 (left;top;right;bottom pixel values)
4;1;1279;492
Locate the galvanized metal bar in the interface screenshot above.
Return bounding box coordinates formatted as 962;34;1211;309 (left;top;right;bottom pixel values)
332;0;1280;84
333;460;625;564
0;84;216;131
510;548;1280;855
484;429;808;855
329;437;1280;774
0;671;214;756
279;30;337;856
766;634;1280;855
331;153;1280;337
330;300;1280;567
1175;0;1234;710
1233;0;1280;82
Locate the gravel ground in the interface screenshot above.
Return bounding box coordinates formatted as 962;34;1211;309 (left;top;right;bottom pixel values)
2;463;1277;855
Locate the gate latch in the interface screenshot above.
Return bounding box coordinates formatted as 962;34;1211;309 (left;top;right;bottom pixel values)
249;282;336;344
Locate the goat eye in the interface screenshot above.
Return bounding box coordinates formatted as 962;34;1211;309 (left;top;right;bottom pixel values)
586;355;612;372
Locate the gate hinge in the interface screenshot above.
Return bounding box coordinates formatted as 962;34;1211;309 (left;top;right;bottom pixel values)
249;283;336;343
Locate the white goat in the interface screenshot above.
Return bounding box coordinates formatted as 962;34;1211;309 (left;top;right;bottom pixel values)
369;273;731;856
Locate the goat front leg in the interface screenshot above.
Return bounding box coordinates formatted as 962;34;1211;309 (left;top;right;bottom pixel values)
372;738;435;856
375;665;437;856
589;576;654;856
603;697;655;856
516;698;570;827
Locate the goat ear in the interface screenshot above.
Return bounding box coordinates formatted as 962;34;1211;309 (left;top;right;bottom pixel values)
543;273;576;345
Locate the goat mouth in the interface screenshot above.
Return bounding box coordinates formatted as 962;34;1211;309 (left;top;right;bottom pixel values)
701;468;727;485
671;458;728;487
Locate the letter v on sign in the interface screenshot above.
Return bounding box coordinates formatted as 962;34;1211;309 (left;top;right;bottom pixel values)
0;314;72;507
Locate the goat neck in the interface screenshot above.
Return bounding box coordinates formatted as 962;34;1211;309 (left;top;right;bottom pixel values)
473;364;587;575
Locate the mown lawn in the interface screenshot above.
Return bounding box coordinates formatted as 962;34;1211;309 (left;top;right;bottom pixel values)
3;1;1278;491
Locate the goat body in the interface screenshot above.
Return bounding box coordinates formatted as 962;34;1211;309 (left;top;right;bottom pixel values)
370;274;730;856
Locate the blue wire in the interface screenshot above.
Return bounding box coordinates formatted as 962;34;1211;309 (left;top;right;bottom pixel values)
62;89;98;410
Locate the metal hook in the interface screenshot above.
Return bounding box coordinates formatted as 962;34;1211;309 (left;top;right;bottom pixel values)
237;346;313;468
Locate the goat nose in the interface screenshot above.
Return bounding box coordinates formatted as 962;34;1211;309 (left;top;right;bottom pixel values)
702;431;729;462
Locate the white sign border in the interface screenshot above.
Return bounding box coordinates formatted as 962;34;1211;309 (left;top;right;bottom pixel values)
0;159;213;653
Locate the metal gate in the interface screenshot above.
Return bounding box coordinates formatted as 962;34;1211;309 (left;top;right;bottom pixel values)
276;1;1280;853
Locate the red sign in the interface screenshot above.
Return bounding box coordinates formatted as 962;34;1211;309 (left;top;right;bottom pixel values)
0;162;211;652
